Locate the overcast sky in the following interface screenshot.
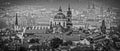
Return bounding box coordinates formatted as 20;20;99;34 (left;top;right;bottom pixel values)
0;0;120;10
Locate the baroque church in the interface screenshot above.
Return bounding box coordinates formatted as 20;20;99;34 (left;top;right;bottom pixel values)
50;5;73;33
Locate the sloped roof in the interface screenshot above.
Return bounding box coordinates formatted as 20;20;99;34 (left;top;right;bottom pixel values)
25;29;46;34
62;36;81;41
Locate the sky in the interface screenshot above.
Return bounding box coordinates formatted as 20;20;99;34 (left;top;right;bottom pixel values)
0;0;120;10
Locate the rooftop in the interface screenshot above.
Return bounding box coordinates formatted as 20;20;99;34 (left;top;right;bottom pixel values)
25;29;47;34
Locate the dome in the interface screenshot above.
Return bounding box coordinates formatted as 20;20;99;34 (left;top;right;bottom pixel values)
54;12;66;19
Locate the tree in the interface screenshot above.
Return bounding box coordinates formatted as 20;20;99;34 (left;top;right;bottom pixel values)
19;46;27;51
62;40;73;46
29;38;39;43
49;37;63;49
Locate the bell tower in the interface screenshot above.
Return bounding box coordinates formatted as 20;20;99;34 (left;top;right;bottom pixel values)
14;13;19;31
66;4;72;29
100;20;106;34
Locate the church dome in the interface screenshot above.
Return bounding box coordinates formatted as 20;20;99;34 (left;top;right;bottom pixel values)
54;12;66;19
54;6;66;19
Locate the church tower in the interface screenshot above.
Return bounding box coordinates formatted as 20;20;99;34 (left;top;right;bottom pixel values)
87;0;91;9
15;13;18;26
89;0;95;9
92;0;95;9
14;13;19;31
66;4;72;29
100;20;106;34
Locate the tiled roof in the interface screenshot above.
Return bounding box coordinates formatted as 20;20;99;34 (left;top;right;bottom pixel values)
25;29;46;34
62;36;80;41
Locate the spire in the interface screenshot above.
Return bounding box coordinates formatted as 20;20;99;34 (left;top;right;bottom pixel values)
68;3;71;11
15;13;18;26
92;0;95;9
58;6;62;12
102;20;105;26
66;3;72;29
92;3;95;9
88;0;91;9
67;3;72;15
101;20;106;34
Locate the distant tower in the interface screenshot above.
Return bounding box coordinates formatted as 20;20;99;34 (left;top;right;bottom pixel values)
92;0;95;9
15;13;18;26
66;4;72;29
14;13;19;31
100;20;106;34
92;3;95;9
87;0;91;9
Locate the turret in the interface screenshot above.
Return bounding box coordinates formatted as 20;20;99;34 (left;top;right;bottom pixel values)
15;13;18;26
59;6;62;12
92;0;95;9
101;20;106;34
66;4;72;29
14;13;19;31
67;4;72;17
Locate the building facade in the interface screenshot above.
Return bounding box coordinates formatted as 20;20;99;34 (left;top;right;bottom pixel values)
51;5;73;29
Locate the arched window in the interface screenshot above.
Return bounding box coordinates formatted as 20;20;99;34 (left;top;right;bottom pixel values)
59;22;61;25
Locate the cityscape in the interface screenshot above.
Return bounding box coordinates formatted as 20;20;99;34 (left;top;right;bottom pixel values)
0;0;120;51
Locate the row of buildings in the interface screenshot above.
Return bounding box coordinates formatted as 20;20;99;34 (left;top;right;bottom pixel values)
11;3;117;34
